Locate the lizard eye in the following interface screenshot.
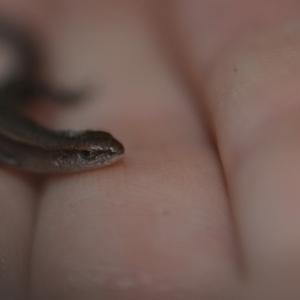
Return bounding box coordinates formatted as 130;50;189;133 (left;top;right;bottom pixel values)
79;150;95;159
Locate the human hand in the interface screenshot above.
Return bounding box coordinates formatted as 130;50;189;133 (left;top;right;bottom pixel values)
2;1;300;299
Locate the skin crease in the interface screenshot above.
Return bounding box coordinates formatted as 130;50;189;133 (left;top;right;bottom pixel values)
1;0;300;299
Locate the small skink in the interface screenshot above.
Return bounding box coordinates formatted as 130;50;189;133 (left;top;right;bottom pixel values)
0;20;124;173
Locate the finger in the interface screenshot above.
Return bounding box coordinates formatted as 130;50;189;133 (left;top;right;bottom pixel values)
171;0;300;297
0;5;47;298
30;2;238;300
0;171;36;299
208;28;300;295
